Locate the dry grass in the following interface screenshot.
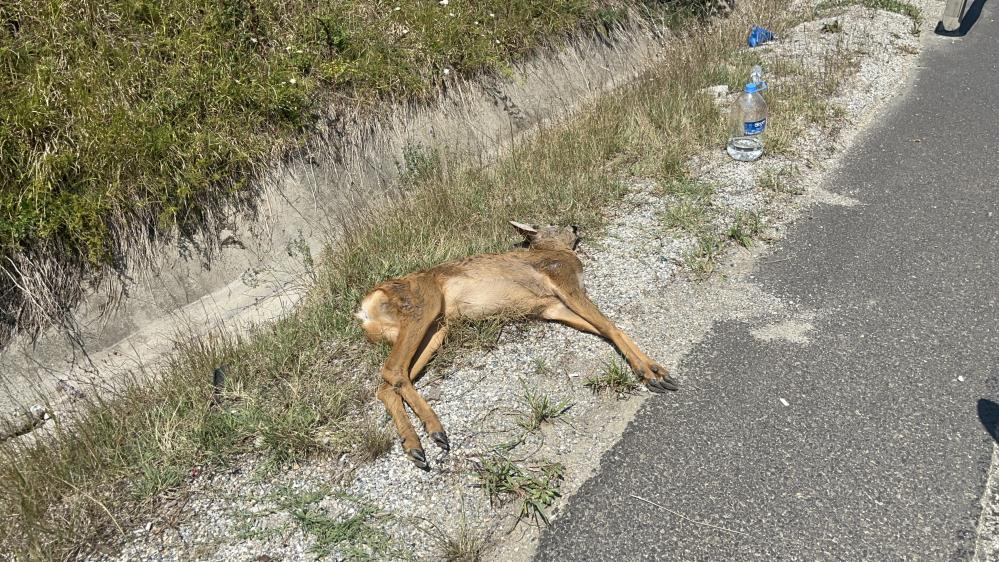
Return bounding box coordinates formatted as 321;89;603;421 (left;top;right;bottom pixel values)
436;522;490;562
0;1;827;558
353;416;396;463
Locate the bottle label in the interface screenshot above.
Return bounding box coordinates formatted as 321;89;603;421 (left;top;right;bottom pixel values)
744;119;766;135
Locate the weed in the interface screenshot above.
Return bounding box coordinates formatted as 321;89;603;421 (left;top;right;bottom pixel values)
297;507;389;559
685;234;725;278
400;143;446;188
661;178;715;201
278;488;391;559
272;485;329;512
477;456;564;525
287;233;318;285
233;508;288;542
663;200;713;234
352;417;396;462
517;388;571;432
584;360;639;396
436;522;490;562
433;317;509;369
532;358;553;377
661;178;715;234
758;166;802;195
728;211;764;248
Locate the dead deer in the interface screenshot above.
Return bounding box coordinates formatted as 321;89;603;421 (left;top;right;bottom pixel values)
355;221;677;469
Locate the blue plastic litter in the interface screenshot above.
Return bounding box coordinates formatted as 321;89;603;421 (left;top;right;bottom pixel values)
747;25;775;47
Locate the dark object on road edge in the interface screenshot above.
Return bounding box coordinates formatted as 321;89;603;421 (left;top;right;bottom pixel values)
211;367;226;408
978;398;999;444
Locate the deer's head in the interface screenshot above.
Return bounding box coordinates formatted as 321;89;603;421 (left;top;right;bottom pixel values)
509;221;580;252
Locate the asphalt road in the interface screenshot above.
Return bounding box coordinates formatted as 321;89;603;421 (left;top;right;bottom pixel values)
536;6;999;561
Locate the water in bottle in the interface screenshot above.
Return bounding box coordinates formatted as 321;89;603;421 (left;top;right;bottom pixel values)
726;67;768;162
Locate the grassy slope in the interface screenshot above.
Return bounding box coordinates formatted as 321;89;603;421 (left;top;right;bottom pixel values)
0;0;894;558
0;0;651;342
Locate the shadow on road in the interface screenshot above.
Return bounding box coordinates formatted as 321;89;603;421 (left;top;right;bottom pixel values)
935;0;989;36
978;398;999;444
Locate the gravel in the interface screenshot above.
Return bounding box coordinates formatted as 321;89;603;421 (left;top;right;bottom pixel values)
89;2;956;561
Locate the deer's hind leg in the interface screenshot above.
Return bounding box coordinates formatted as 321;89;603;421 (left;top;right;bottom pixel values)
377;282;448;469
404;320;451;452
408;319;448;383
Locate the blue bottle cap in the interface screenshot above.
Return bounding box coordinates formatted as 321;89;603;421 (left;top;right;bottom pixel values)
744;82;760;93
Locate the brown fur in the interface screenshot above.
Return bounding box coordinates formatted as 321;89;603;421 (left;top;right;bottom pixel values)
355;222;676;468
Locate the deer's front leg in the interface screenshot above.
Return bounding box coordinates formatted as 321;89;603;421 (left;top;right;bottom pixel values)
549;288;678;393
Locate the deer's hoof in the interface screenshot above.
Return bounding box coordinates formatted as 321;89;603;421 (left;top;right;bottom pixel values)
406;448;430;470
430;431;450;452
647;377;679;393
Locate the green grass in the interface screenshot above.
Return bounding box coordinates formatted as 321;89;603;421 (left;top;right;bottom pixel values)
0;3;803;558
517;388;571;432
661;178;715;200
727;211;764;248
433;316;509;371
584;359;639;396
660;178;715;236
685;234;724;278
663;200;713;233
276;488;392;560
476;456;564;526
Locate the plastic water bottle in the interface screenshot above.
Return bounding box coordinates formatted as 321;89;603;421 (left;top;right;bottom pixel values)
726;66;768;162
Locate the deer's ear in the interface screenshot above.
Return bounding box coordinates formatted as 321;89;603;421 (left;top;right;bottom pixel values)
509;221;538;240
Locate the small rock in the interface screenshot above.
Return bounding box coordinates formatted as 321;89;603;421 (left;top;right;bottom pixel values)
701;84;730;98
